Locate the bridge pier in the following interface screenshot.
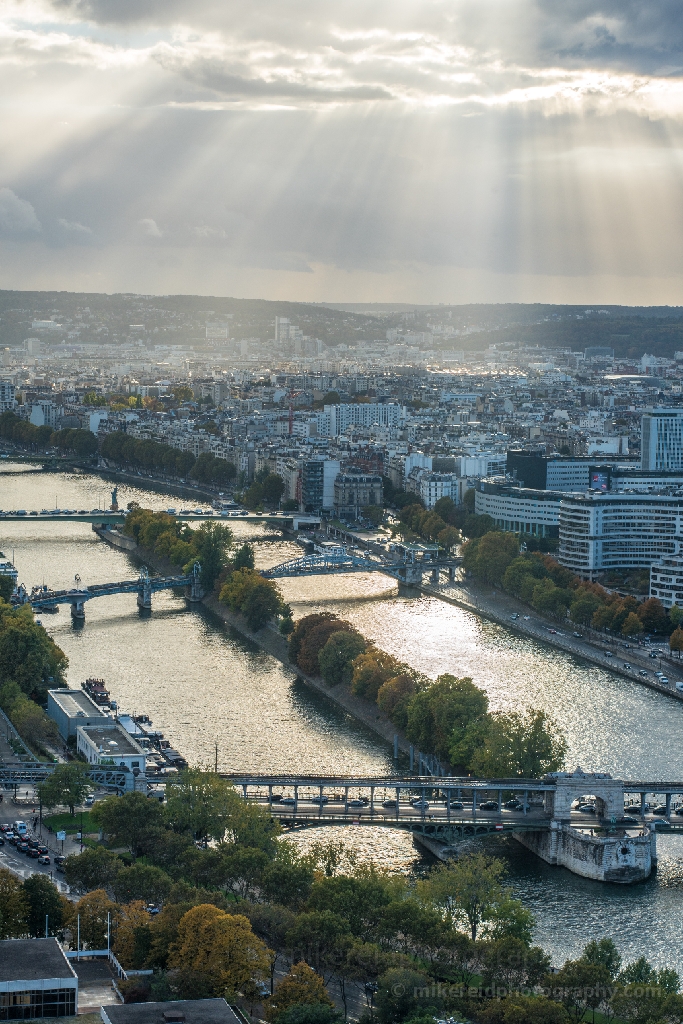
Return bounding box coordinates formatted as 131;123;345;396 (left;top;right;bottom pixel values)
137;584;152;611
186;562;204;603
430;568;440;585
70;600;85;621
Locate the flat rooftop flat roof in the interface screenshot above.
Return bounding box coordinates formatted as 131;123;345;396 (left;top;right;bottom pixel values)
103;999;240;1024
0;938;76;983
80;724;143;757
49;688;109;718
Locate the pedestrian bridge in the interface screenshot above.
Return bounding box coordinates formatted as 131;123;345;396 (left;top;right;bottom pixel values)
17;564;203;620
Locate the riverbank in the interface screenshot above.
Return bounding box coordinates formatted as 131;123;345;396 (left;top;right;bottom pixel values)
99;530;412;760
417;577;683;702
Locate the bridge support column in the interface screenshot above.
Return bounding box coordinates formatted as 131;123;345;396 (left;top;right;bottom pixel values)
448;567;455;582
187;562;204;604
137;581;152;611
651;826;658;866
70;600;85;621
640;792;647;818
409;745;414;771
431;568;439;585
665;793;672;819
472;790;478;818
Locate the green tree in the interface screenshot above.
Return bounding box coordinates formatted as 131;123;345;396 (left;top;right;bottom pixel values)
285;910;353;978
569;592;603;627
234;543;256;570
481;935;551;993
470;709;567;778
165;769;245;844
405;674;489;763
318;631;367;686
274;1006;342;1024
362;506;385;527
262;473;286;505
531;579;572;620
581;938;622;980
549;959;613;1022
91;791;165;856
0;575;14;602
307;867;394;941
462;531;519;584
0;868;28;938
502;555;547;598
38;762;91;816
0;604;68;700
243;580;283;631
192;521;233;590
419;853;525;942
112;864;172;905
22;875;66;937
637;597;669;634
375;968;434;1024
64;847;124;893
65;890;118;950
670;605;683;628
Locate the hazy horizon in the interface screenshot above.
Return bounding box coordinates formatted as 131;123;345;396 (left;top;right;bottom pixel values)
2;1;683;305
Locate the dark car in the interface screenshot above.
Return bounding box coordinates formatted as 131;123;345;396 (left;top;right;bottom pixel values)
573;632;583;638
27;847;40;858
280;797;296;806
653;805;668;816
448;800;464;810
620;816;639;825
17;842;30;854
0;836;4;846
504;799;523;810
480;800;499;811
382;799;397;808
7;834;19;845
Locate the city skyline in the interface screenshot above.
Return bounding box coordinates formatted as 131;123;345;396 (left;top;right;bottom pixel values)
2;1;683;303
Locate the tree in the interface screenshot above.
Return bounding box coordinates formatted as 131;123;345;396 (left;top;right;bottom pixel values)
637;597;668;634
274;1006;342;1024
374;968;434;1024
376;674;418;727
622;611;644;637
531;579;571;620
307;866;394;941
405;674;489;763
549;959;613;1022
294;617;356;676
0;604;68;700
481;936;551;994
351;650;403;702
463;531;519;585
91;791;165;856
112;864;172;905
234;543;255;570
0;868;28;938
113;901;152;969
569;592;603;627
362;506;385;527
262;473;285;504
9;697;59;750
192;521;233;590
165;769;246;843
20;875;66;937
502;556;547;598
478;995;570;1024
64;847;123;893
419;853;518;942
169;905;272;999
266;962;335;1022
671;628;683;658
0;574;14;602
470;709;567;778
39;762;91;816
581;938;622;980
318;631;366;686
285;910;353;979
670;605;683;628
243;580;284;631
260;844;316;909
66;890;118;950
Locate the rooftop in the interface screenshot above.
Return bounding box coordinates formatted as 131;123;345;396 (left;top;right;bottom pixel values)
0;938;76;984
79;723;144;757
102;1000;241;1024
49;688;110;719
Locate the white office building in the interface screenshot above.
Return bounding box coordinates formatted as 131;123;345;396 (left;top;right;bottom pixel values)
0;381;15;412
321;403;406;437
559;492;683;579
650;553;683;608
475;480;561;538
641;409;683;471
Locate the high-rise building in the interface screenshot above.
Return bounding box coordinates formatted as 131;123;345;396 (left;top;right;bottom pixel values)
641;409;683;471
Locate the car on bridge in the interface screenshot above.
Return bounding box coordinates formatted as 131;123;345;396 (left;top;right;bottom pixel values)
479;800;499;811
311;795;329;804
447;800;464;810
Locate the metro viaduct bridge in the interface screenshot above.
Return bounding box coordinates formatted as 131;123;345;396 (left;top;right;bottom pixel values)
225;772;683;843
20;564;203;620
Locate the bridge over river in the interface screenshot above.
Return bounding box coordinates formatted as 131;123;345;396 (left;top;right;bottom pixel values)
226;770;683;881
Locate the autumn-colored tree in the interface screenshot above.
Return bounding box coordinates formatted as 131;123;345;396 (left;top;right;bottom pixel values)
113;901;152;969
350;649;402;702
266;962;334;1022
295;618;356;676
671;627;683;658
376;674;418;729
622;611;644;637
66;890;119;950
0;868;28;938
169;905;272;999
637;597;669;634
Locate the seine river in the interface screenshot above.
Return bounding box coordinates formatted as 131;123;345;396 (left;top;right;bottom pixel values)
2;465;683;968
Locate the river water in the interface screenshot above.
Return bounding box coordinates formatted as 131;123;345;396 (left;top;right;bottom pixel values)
1;466;682;969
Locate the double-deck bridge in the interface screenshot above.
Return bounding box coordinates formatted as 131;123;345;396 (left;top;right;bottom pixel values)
226;771;683;845
18;563;203;619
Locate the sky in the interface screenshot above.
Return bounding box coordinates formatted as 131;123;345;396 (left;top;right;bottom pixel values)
2;0;683;304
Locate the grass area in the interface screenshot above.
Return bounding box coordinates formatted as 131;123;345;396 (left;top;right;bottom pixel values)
43;811;98;834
